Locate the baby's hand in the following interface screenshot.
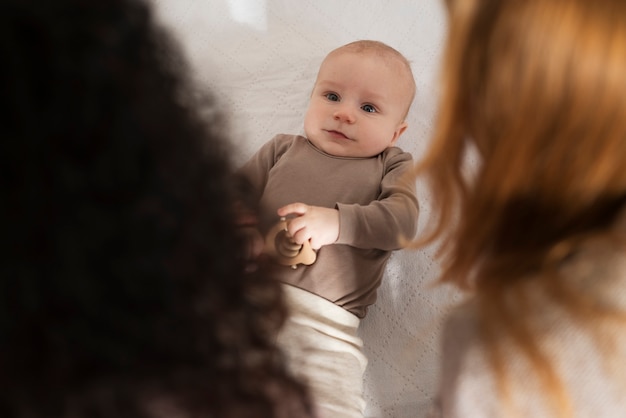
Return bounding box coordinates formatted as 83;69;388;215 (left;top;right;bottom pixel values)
277;203;339;250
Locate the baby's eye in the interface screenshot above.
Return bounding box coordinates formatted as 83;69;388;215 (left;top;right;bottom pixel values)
362;104;377;113
325;93;340;102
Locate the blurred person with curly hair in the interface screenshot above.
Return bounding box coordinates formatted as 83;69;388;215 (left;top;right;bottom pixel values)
0;0;313;417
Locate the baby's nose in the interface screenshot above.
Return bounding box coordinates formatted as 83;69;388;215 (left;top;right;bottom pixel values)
333;105;356;123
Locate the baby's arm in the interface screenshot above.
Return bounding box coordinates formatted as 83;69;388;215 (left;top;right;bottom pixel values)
277;151;418;252
336;151;418;250
277;203;339;250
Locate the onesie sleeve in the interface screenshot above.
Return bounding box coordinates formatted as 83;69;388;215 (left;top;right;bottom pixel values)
335;149;419;250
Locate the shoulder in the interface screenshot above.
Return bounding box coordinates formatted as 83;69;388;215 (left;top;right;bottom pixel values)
379;146;415;175
382;146;413;162
275;133;311;152
263;133;300;149
271;133;305;145
435;298;503;416
438;298;487;387
257;134;306;159
441;299;482;363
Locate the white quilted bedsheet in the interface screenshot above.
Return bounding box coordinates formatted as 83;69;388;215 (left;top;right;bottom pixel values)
152;1;462;416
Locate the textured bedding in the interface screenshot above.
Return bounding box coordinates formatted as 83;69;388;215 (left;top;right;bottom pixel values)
152;1;461;416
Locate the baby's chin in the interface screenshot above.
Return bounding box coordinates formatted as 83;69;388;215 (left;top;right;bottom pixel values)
306;131;386;158
307;137;335;155
306;137;341;156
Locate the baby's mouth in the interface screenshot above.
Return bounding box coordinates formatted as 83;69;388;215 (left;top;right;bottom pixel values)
326;130;349;140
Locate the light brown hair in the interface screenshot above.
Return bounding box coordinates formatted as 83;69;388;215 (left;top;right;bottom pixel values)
410;0;626;415
325;40;416;117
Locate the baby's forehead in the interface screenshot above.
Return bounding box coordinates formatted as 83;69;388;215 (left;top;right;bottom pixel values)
329;51;413;91
322;49;412;82
326;47;398;66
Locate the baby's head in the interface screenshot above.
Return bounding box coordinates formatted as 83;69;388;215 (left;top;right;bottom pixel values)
304;40;416;158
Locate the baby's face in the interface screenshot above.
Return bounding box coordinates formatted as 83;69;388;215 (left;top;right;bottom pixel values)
304;51;411;158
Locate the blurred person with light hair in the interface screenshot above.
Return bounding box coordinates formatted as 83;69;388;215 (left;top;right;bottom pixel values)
410;0;626;417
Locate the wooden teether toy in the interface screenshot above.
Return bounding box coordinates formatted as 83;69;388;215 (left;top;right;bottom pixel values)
264;217;316;269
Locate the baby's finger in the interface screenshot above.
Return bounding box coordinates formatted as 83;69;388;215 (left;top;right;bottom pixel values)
309;237;323;250
290;227;312;246
277;202;310;217
285;216;306;242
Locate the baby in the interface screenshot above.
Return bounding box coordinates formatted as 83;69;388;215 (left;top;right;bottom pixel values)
237;40;418;418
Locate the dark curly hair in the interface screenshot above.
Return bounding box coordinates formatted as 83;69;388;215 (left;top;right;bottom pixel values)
0;0;312;416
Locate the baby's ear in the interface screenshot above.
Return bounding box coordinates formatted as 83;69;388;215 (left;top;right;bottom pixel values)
390;121;408;146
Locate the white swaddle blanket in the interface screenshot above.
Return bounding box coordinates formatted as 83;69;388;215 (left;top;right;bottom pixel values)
152;1;465;416
278;284;368;418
